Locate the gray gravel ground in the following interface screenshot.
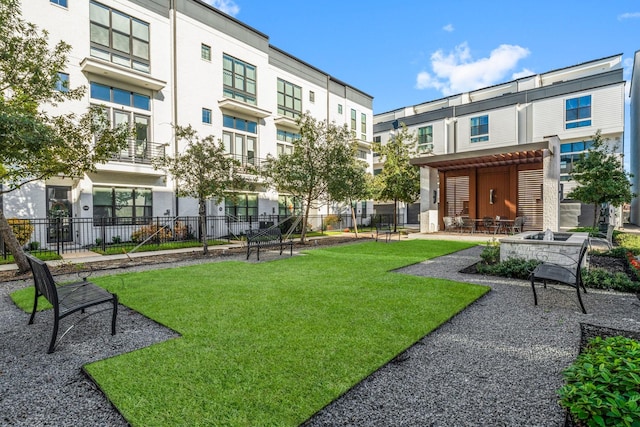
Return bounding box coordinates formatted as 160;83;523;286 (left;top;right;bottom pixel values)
1;245;640;426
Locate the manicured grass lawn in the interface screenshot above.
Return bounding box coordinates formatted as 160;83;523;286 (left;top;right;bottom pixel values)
12;240;488;426
93;239;228;255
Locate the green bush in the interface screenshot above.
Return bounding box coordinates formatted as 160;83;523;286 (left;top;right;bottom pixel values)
582;268;640;293
558;335;640;427
616;233;640;255
476;257;540;280
8;218;34;246
479;239;500;265
322;214;341;230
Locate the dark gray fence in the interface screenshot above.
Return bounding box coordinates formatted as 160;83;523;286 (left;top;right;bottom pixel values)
1;213;399;257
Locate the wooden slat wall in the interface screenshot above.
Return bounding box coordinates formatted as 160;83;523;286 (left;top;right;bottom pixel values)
517;169;543;230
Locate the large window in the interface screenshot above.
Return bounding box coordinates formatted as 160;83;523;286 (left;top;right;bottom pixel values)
89;1;150;73
225;194;258;219
279;195;302;215
277;129;299;156
223;115;257;165
350;109;357;137
417;125;433;153
470;115;489;143
565;95;592;129
223;54;256;105
560;140;594;180
277;79;302;119
93;187;152;225
360;113;367;140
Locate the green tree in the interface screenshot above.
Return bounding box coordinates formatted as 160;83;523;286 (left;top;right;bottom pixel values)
153;126;246;255
568;130;634;228
373;123;420;231
0;0;129;273
262;112;354;243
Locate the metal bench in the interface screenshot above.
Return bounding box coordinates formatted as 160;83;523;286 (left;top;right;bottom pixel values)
529;239;589;314
25;254;118;353
375;223;400;242
246;228;294;261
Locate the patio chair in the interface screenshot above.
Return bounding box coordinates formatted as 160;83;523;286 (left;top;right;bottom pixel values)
459;217;475;233
482;216;498;234
589;224;614;251
511;216;525;234
529;239;588;314
443;216;457;233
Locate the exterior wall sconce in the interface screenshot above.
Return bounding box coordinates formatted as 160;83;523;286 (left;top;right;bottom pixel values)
433;189;439;204
490;188;495;205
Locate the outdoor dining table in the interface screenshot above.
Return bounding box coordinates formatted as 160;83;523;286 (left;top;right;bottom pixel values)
496;219;514;234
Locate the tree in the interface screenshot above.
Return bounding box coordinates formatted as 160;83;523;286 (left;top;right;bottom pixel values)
262;112;354;243
154;126;246;255
373;123;420;231
568;130;634;228
0;0;129;273
326;150;372;238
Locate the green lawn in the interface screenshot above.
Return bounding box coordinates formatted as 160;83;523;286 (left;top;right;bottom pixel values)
12;240;488;426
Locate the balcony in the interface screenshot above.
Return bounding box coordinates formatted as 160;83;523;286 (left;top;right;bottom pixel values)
227;154;270;176
110;140;167;165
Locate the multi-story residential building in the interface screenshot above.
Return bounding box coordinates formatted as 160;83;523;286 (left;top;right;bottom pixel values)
630;49;640;225
10;0;372;245
373;54;625;233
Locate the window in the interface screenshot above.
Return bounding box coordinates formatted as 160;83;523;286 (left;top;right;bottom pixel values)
225;194;258;219
90;82;150;110
309;91;315;103
89;1;150;73
223;115;257;166
417;126;433;153
360;113;366;140
373;135;381;143
56;72;69;92
560;140;594;177
202;108;211;124
50;0;68;7
470;115;489;143
356;149;367;160
565;95;592;129
338;104;343;114
373;168;382;176
277;129;299;156
93;187;152;225
350;109;357;137
279;195;302;215
222;54;256;105
201;44;211;61
277;79;302;119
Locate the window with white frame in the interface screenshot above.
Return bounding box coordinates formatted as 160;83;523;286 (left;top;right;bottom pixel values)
356;149;367;160
93;186;152;225
50;0;68;8
279;195;302;215
222;54;256;105
202;108;211;124
277;79;302;119
222;115;257;166
309;91;315;103
201;44;211;61
276;129;299;156
90;82;151;160
350;109;357;137
470;115;488;143
565;95;592;129
89;1;150;73
225;193;258;219
360;113;366;140
338;104;343;114
559;140;594;180
417;125;433;153
56;72;69;92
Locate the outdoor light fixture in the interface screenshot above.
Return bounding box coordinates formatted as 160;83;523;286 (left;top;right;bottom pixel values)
490;188;495;205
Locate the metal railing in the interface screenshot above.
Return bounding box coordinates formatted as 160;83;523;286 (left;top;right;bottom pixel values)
110;140;167;164
1;213;401;257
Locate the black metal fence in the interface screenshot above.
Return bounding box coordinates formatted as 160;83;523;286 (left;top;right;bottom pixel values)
1;213;400;257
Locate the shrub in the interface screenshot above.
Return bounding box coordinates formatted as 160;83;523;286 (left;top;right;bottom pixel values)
477;257;540;280
111;235;122;244
8;218;34;246
558;335;640;427
28;241;40;251
131;225;172;243
323;214;341;230
479;238;500;265
617;233;640;255
582;268;639;293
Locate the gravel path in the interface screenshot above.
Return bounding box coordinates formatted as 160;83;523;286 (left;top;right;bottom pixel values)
1;246;639;426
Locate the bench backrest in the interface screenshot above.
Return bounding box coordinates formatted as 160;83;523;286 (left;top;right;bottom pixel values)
575;239;589;281
247;228;282;242
25;254;58;306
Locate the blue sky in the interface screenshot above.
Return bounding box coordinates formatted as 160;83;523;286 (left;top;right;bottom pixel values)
204;0;639;114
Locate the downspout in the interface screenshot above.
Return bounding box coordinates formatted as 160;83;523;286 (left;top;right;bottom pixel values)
171;0;179;215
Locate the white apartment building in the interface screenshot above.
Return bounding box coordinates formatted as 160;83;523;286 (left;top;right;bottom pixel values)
9;0;373;244
630;49;640;225
373;54;626;233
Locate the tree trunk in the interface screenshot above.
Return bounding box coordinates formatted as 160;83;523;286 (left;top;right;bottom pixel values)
592;203;600;229
199;199;208;255
0;209;30;274
300;202;311;243
393;199;398;233
350;202;359;238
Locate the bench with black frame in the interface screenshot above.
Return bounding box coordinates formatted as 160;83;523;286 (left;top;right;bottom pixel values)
25;253;118;353
246;228;294;261
529;239;589;314
375;223;400;242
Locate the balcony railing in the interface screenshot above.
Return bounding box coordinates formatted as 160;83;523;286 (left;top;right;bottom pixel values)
110;140;167;164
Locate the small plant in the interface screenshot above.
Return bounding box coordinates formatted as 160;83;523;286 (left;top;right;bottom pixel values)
558;335;640;427
582;267;640;293
27;241;40;251
479;238;500;265
95;238;103;246
131;224;172;243
8;218;34;246
111;235;122;244
323;214;341;230
477;257;540;280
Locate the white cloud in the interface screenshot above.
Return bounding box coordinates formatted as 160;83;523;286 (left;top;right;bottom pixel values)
415;42;531;95
618;12;640;20
512;68;535;80
623;57;633;100
442;24;454;32
202;0;240;16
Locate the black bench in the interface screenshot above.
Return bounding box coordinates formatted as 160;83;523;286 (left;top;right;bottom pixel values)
246;228;294;261
25;254;118;353
529;239;589;314
375;223;400;242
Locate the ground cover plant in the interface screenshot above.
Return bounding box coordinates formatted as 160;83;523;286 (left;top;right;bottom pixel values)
12;240;487;426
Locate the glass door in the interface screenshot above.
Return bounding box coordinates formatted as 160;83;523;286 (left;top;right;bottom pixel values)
46;186;73;243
